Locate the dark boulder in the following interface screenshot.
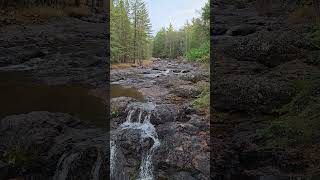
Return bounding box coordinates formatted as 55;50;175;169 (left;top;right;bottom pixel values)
213;75;296;113
226;25;256;36
171;85;201;98
225;31;310;67
0;112;108;179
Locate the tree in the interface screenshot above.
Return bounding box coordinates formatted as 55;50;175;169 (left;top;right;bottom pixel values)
153;28;166;58
130;0;152;63
110;0;152;64
152;0;210;62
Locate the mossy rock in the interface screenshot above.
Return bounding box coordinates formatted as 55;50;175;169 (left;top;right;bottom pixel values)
258;77;320;147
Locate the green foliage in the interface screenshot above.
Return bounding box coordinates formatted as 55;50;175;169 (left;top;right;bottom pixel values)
306;50;320;65
111;107;121;117
192;84;209;111
152;28;167;58
152;1;210;62
186;41;210;62
3;145;38;170
307;27;320;47
258;78;320;148
111;0;152;63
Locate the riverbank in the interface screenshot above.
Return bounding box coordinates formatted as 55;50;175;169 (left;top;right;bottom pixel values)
0;15;109;179
212;1;320;179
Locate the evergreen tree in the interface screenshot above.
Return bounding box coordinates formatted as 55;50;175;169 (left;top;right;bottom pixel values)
110;0;152;63
152;28;166;58
152;1;210;62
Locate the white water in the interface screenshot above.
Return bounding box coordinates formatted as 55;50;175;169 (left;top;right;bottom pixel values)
111;103;160;180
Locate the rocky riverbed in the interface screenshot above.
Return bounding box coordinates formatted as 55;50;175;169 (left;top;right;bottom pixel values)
110;59;210;180
0;15;110;179
212;0;320;179
0;13;210;180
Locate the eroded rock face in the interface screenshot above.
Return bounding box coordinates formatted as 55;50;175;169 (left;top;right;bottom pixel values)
0;17;108;87
150;104;179;125
226;25;256;36
155;120;210;180
225;31;309;67
0;112;108;179
212;0;320;178
213;75;296;113
111;97;136;117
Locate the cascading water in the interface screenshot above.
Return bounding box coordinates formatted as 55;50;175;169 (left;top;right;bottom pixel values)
111;103;160;180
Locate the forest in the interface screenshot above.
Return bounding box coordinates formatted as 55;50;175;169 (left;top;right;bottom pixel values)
110;0;210;64
152;2;209;62
110;0;152;63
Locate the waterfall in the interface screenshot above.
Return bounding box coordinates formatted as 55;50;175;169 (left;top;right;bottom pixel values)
111;103;160;180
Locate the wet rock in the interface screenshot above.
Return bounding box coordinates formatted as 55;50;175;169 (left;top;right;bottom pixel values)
213;25;228;35
213;75;296;113
181;69;190;73
171;85;201;98
0;112;108;179
176;105;197;122
226;25;256;36
226;31;309;67
115;129;145;158
111;97;136;117
0;160;8;180
178;72;207;83
187;114;209;131
169;171;196;180
0;17;107;87
155;121;209;179
213;58;268;76
151;104;179;125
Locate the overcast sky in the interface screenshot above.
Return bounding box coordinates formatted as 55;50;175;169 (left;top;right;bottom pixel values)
145;0;207;36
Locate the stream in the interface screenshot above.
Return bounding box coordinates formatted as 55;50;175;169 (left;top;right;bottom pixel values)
111;103;160;180
109;59;211;180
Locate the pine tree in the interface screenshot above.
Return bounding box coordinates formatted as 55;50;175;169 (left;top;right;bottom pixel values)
153;28;166;58
130;0;152;62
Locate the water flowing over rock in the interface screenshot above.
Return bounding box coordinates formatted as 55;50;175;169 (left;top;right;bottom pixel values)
111;102;160;180
0;112;109;179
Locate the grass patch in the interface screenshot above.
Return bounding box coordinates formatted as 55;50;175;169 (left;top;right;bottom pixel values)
307;26;320;50
111;107;121;118
3;145;39;171
258;78;320;148
192;84;209;113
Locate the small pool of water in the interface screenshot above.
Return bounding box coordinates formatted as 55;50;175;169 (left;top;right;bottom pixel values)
111;84;144;101
0;71;107;127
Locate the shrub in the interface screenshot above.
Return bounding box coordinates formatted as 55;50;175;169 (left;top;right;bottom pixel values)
192;84;209;112
186;41;210;63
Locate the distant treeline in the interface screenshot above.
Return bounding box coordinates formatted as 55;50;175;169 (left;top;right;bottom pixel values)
0;0;107;9
153;1;210;62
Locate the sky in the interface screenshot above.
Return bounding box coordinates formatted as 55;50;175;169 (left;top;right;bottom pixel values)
145;0;208;36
